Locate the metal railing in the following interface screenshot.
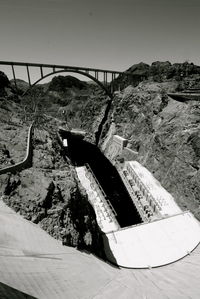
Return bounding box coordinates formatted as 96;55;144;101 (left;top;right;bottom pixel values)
85;163;120;227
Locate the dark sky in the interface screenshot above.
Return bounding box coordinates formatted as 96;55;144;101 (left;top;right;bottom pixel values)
0;0;200;72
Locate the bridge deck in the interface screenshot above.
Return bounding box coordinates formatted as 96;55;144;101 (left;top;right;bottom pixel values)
1;199;200;298
0;60;124;74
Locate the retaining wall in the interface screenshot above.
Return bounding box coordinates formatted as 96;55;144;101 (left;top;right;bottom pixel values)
0;123;34;175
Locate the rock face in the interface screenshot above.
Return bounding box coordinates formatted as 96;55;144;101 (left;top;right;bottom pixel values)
0;71;10;95
1;169;104;255
49;75;87;91
0;121;104;258
115;61;200;90
0;97;28;167
102;81;200;219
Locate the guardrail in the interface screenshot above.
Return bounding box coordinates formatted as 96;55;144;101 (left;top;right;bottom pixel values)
0;123;34;175
85;163;120;228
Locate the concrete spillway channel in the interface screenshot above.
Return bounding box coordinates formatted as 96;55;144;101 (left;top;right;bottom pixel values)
61;132;142;228
76;165;120;233
59;131;200;268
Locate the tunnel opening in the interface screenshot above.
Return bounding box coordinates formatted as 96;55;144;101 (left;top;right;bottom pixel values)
61;133;142;228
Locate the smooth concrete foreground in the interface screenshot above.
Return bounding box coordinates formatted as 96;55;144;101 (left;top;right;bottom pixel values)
1;199;200;298
104;212;200;268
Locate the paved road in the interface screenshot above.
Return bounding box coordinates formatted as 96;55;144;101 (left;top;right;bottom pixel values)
0;199;200;298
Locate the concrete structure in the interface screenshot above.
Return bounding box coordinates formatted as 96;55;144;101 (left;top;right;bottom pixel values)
168;90;200;102
76;161;200;268
76;166;119;233
104;211;200;268
70;129;86;138
63;138;68;147
58;127;86;144
0;123;34;175
119;161;182;221
1;198;200;298
113;135;128;150
104;135;128;161
103;134;138;163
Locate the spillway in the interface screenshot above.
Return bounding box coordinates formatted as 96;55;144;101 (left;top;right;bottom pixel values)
65;134;142;228
60;132;200;268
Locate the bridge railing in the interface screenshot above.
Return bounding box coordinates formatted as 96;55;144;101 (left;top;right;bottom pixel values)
0;60;136;97
0;61;124;75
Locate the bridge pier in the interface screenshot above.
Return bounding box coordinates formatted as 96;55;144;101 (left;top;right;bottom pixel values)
26;65;31;86
95;71;99;80
11;64;17;89
40;66;43;78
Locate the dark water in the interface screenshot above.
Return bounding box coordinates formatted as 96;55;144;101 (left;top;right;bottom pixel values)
65;135;142;228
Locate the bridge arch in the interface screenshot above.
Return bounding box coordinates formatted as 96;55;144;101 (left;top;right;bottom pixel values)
23;69;113;99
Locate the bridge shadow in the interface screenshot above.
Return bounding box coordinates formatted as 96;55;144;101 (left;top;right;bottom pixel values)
0;281;37;299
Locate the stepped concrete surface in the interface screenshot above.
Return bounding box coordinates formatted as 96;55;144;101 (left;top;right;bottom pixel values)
1;199;200;298
76;166;119;233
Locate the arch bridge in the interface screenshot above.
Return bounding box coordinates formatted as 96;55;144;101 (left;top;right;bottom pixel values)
0;61;129;98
